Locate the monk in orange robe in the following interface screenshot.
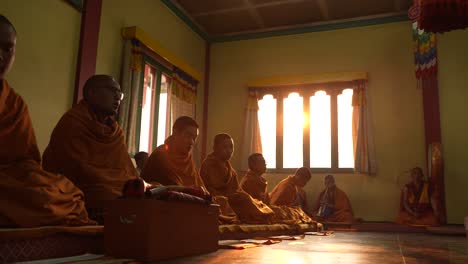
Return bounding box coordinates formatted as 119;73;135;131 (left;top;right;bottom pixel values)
313;175;355;223
240;153;269;204
201;134;312;225
270;167;311;212
42;75;137;221
140;116;205;188
397;167;439;226
0;16;93;227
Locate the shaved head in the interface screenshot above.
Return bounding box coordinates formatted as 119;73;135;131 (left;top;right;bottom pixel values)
213;133;234;161
83;74;122;116
0;15;16;34
0;15;16;80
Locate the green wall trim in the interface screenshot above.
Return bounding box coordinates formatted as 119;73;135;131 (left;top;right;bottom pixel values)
160;0;209;41
211;15;410;42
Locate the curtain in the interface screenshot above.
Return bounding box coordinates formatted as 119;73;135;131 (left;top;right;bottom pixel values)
240;89;263;171
118;39;142;155
167;67;199;163
352;81;376;175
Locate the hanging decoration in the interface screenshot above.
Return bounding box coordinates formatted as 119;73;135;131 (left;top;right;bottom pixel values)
409;0;468;33
171;67;199;104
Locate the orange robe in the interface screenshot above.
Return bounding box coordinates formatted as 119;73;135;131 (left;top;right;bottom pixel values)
240;170;270;204
0;80;93;227
140;136;204;188
200;153;273;224
397;182;438;226
201;154;312;225
270;176;308;211
313;187;354;222
42;100;137;210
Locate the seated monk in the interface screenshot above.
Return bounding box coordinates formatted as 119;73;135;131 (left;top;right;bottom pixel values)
201;134;312;225
42;75;137;222
134;151;148;176
0;15;93;227
140;116;205;188
240;153;269;204
313;175;355;223
397;167;439;226
270;167;311;212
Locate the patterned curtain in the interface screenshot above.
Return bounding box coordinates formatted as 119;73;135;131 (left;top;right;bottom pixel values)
118;39;142;155
409;0;468;33
240;88;263;171
352;80;377;175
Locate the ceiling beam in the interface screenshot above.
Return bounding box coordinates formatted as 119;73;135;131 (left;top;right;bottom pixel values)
394;0;403;11
192;0;307;17
316;0;330;20
245;0;265;28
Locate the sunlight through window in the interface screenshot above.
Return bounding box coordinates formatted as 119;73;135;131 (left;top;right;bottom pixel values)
310;91;331;168
283;93;303;168
139;65;156;153
338;89;354;168
258;95;276;168
156;75;170;147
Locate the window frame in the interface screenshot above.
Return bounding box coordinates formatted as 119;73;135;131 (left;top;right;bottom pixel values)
135;55;173;153
255;81;358;174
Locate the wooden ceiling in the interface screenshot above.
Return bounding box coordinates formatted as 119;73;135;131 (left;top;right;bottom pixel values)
168;0;412;40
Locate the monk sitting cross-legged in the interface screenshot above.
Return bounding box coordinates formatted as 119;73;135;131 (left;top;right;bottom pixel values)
270;167;311;212
396;167;439;226
140;116;205;188
313;175;355;223
0;15;93;227
42;75;137;222
240;153;270;204
201;134;313;225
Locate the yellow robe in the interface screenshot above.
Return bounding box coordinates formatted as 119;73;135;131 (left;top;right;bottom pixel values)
397;182;438;226
0;80;93;227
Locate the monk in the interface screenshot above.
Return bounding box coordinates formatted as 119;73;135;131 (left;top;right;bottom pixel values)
397;167;439;226
134;151;148;175
42;75;137;222
140;116;205;188
240;153;269;204
270;167;311;212
201;134;313;225
0;15;93;227
313;175;355;223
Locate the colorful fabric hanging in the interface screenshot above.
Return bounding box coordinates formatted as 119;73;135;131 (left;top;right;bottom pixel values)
412;21;438;83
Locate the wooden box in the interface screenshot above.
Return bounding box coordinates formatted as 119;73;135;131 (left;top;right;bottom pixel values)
104;199;219;261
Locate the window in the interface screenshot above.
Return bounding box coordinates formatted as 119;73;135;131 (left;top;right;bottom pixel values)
258;87;354;172
137;61;172;153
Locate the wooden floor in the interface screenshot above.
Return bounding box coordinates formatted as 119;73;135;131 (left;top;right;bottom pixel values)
23;232;468;264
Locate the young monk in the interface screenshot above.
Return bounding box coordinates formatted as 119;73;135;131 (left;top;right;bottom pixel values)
397;167;439;226
313;175;355;223
134;151;148;175
140;116;205;188
201;134;313;224
42;75;137;221
0;15;93;227
240;153;270;204
270;167;311;212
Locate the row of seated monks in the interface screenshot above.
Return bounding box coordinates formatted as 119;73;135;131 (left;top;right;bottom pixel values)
0;15;440;227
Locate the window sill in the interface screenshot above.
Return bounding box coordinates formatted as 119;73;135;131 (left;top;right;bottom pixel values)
266;168;354;174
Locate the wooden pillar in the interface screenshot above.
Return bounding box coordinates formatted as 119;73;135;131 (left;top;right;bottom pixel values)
73;0;103;104
201;42;211;160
